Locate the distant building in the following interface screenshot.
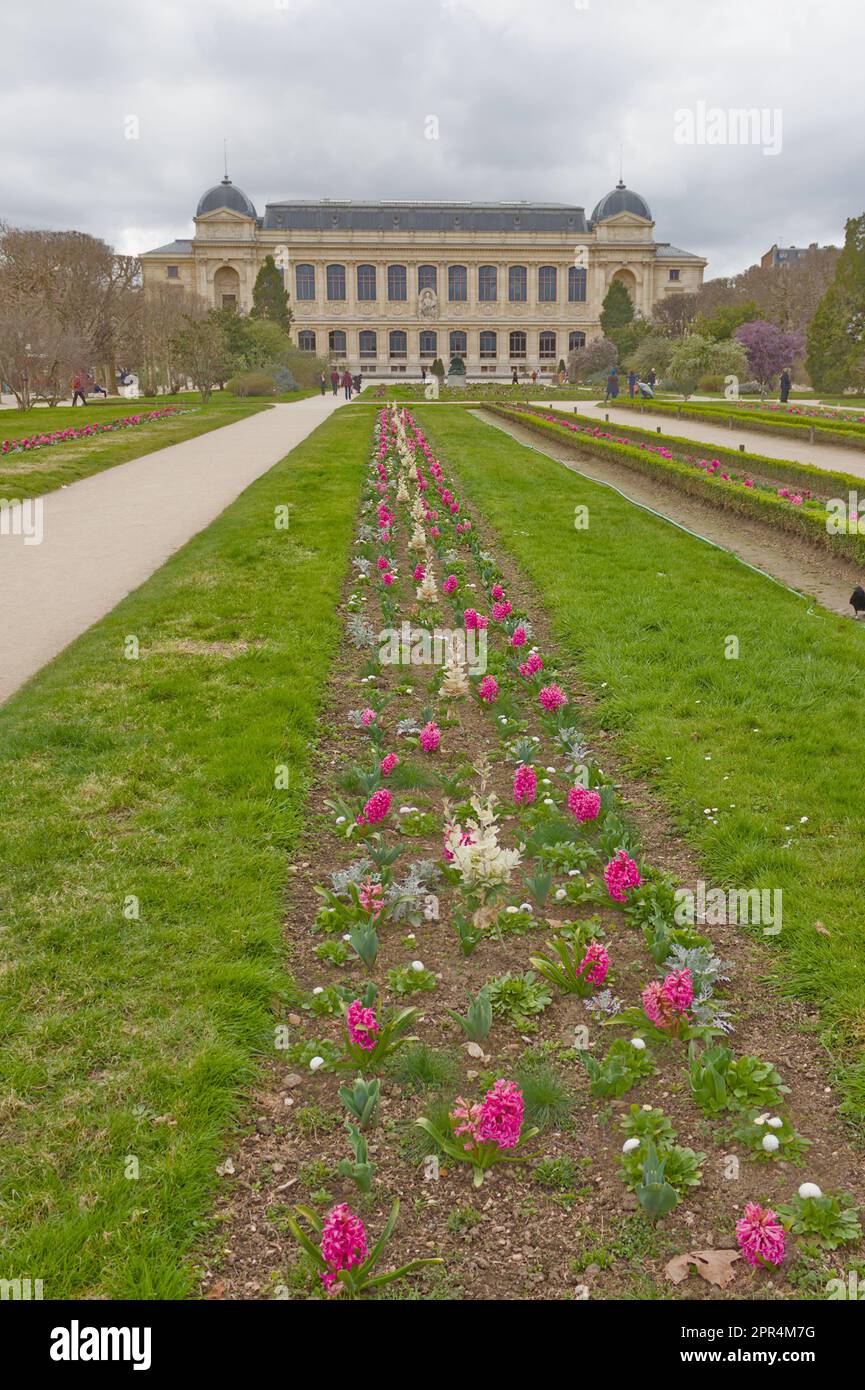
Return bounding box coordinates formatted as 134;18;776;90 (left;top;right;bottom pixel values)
141;177;706;376
761;242;822;269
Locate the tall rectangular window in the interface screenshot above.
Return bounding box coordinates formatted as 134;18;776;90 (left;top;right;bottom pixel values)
509;265;527;302
418;265;437;292
448;265;467;302
326;264;346;300
388;265;407;301
357;264;377;300
296;264;316;300
538;266;557;302
478;265;497;302
568;267;587;302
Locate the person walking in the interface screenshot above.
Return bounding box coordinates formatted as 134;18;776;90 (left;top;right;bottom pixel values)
71;373;88;407
330;368;340;397
341;368;353;400
627;369;637;398
779;367;791;404
647;367;657;389
319;372;327;396
511;367;519;386
604;367;619;403
421;364;427;384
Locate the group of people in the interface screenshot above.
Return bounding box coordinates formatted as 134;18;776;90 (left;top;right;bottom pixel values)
70;373;108;405
321;368;362;399
603;364;795;405
604;366;657;402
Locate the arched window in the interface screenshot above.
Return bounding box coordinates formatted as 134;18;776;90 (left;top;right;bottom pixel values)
538;266;558;302
359;330;377;358
479;330;497;359
329;330;347;355
326;264;346;300
418;265;437;293
449;330;467;355
509;330;527;359
478;265;497;302
509;266;527;302
388;265;407;301
419;330;437;357
539;331;557;359
295;264;315;300
298;330;317;352
448;265;467;302
357;264;377;301
389;330;407;358
569;330;586;351
569;267;587;302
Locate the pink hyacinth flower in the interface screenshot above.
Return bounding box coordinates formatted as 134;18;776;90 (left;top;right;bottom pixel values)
567;785;601;822
735;1203;786;1268
477;1079;524;1150
362;789;391;824
320;1203;368;1290
513;763;537;805
478;675;498;704
539;683;567;713
419;720;441;753
604;850;641;903
347;999;380;1051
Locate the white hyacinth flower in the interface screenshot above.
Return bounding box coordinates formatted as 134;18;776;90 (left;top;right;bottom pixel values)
798;1183;822;1199
312;987;324;996
767;1116;783;1129
622;1138;641;1154
309;1056;325;1072
411;960;425;971
762;1134;780;1153
630;1037;646;1050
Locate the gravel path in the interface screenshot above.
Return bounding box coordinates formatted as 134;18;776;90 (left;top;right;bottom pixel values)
0;393;347;705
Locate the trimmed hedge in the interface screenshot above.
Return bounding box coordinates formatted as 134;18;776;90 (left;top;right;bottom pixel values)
609;396;865;450
489;405;865;569
539;406;865;498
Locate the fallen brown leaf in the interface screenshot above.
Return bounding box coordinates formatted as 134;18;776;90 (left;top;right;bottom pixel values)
665;1249;741;1288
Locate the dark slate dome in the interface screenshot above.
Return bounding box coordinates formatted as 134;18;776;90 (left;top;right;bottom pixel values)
196;177;257;219
591;181;652;223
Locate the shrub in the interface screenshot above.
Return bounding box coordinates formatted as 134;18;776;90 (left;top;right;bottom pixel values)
697;373;727;393
227;370;277;397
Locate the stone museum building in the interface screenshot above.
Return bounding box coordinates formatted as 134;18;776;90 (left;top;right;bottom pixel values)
141;177;706;376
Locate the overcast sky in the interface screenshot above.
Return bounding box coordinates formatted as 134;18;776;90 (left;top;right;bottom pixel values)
3;0;862;280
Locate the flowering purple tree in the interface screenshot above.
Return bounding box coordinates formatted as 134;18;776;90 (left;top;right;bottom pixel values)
734;320;805;389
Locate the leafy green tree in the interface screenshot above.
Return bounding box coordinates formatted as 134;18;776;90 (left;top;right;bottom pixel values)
666;334;749;398
600;279;635;335
806;213;865;392
693;300;759;341
628;333;675;380
251;255;293;330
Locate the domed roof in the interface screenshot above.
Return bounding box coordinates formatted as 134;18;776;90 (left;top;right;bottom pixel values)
196;177;257;219
591;181;652;223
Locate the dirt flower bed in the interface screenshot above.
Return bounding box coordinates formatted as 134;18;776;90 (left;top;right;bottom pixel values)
200;407;865;1302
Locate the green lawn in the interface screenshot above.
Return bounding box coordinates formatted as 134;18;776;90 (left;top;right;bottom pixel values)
416;407;865;1121
0;408;369;1298
0;397;278;502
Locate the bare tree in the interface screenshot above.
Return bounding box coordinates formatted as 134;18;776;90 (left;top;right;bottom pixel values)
171;313;230;403
133;286;207;396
